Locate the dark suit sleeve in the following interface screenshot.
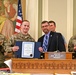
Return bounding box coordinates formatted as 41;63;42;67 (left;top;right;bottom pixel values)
57;33;66;52
38;36;44;47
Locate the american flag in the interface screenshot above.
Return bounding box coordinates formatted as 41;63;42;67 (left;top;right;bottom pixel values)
15;0;23;33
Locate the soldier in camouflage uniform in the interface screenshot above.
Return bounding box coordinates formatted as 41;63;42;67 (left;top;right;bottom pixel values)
0;33;8;68
6;20;35;53
68;35;76;52
68;35;76;58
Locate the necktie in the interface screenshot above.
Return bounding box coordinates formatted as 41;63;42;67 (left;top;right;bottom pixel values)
43;35;48;52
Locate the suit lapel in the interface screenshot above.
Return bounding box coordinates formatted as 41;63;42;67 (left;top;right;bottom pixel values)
47;31;55;51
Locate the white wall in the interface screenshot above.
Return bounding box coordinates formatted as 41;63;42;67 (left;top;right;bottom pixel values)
26;0;38;41
48;0;73;43
25;0;73;44
48;0;67;38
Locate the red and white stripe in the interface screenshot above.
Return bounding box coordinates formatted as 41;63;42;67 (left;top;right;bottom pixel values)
15;16;22;33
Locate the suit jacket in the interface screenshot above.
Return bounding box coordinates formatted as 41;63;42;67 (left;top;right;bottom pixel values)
38;31;66;52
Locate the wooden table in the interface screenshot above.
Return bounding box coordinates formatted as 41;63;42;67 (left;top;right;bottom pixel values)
12;58;76;73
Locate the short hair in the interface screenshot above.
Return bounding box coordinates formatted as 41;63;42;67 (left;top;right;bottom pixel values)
22;20;30;23
41;20;49;25
48;20;56;26
21;20;30;25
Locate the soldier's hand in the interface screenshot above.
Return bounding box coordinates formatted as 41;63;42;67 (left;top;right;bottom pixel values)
4;52;8;56
12;46;19;51
74;46;76;50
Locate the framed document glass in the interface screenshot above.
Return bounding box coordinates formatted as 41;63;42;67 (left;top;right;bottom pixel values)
21;42;35;58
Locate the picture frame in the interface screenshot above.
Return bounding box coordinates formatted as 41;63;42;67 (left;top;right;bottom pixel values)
21;42;35;58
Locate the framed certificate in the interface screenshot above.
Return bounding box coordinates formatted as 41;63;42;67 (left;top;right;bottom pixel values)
21;42;35;58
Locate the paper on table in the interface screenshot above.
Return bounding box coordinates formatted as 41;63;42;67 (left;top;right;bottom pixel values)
4;59;12;72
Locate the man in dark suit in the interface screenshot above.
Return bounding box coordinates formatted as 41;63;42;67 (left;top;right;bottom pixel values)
48;20;67;50
38;21;66;54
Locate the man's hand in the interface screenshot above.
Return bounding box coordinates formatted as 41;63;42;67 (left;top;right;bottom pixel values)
38;47;43;52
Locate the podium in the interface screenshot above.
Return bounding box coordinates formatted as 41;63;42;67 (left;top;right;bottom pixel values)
11;52;76;73
44;52;73;59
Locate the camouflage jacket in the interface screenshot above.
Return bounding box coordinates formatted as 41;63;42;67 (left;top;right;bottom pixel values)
0;33;7;63
68;35;76;52
6;32;35;52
